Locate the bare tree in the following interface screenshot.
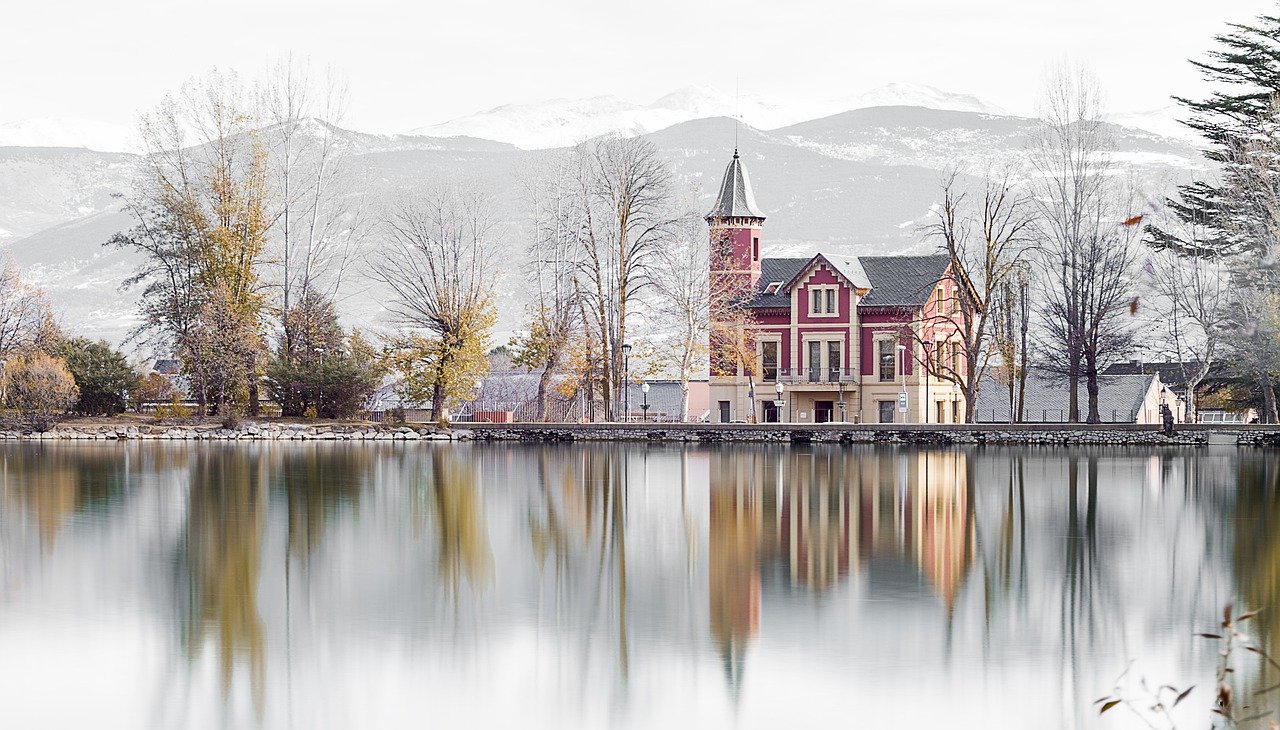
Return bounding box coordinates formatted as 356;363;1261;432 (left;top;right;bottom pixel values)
992;263;1032;422
1144;228;1231;421
1029;64;1139;422
260;59;367;359
371;187;498;419
652;211;710;421
571;136;679;420
511;153;582;422
916;171;1036;422
0;259;54;360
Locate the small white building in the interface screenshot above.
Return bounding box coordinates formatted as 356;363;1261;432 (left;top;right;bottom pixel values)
974;369;1184;424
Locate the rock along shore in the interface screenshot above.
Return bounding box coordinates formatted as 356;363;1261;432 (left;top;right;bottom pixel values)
8;422;1280;447
4;423;472;442
461;423;1280;446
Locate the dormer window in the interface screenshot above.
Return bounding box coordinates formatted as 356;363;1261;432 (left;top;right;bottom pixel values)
765;281;783;295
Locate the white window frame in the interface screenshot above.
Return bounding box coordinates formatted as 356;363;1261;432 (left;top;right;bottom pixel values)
757;337;783;381
808;285;840;317
874;335;898;383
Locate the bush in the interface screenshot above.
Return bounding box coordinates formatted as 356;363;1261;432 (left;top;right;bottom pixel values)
55;338;142;415
6;352;79;431
153;393;192;420
136;372;176;411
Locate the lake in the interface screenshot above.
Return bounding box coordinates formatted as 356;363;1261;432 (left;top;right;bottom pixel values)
0;442;1274;729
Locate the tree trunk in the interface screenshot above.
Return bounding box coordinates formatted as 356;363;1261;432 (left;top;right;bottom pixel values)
1263;372;1279;424
247;352;260;417
1067;368;1080;423
432;381;446;425
536;366;553;423
1084;351;1101;424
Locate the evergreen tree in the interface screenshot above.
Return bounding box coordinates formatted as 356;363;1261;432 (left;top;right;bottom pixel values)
265;291;378;419
1148;13;1280;263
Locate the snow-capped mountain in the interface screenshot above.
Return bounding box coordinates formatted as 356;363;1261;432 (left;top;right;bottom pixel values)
412;83;1012;149
0;117;137;153
823;83;1008;117
1104;106;1196;141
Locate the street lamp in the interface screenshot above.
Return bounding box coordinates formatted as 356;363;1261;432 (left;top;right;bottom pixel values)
922;340;933;424
747;381;756;423
641;382;650;422
774;381;785;423
896;343;908;423
621;343;632;422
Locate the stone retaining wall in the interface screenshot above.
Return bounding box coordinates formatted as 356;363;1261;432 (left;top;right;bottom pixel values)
465;424;1209;446
3;423;473;442
7;422;1277;446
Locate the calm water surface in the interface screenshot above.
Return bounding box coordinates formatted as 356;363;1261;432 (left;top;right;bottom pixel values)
0;442;1275;728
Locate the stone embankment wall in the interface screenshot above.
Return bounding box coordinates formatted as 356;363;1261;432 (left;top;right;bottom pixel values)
4;423;473;441
5;422;1275;446
464;424;1210;445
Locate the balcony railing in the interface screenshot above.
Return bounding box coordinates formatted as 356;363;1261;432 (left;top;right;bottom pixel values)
759;367;859;384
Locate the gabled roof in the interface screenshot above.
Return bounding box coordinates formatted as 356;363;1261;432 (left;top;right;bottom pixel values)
782;253;870;292
706;152;765;220
1102;361;1208;392
858;255;952;308
973;369;1161;423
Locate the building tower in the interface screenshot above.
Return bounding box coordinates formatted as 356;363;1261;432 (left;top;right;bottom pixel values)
706;150;766;295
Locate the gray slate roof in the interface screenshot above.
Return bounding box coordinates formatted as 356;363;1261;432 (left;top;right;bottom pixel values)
973;369;1159;423
746;254;943;309
747;257;809;308
706;152;766;220
858;255;951;307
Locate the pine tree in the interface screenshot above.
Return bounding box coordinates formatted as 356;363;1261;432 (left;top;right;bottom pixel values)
1148;13;1280;262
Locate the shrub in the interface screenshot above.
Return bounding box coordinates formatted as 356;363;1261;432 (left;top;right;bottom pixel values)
135;372;175;411
55;337;142;415
6;352;79;431
153;393;192;420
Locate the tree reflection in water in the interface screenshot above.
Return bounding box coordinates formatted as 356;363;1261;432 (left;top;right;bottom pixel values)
176;446;267;723
0;443;1271;729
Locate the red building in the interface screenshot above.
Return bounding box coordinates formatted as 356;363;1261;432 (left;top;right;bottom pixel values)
707;151;966;424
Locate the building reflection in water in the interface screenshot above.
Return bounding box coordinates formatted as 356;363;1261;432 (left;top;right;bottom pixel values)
708;448;973;689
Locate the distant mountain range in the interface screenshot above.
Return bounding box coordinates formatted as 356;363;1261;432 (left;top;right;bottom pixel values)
412;83;1014;149
0;87;1209;347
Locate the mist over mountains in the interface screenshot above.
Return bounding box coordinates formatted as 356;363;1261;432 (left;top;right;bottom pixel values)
0;86;1207;348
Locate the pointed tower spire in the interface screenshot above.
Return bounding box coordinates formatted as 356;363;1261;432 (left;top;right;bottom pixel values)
706;153;765;221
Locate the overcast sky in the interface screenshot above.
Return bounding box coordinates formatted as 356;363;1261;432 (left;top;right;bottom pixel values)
4;0;1277;133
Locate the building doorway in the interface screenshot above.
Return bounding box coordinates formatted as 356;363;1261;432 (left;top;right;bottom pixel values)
762;401;780;423
878;401;896;424
815;400;835;423
718;400;731;423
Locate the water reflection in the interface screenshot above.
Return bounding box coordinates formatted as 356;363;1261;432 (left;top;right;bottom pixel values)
0;443;1269;728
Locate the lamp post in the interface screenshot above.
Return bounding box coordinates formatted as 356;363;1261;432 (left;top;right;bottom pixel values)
747;381;756;424
775;381;785;423
621;342;632;422
896;343;908;423
641;382;650;422
922;340;933;424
